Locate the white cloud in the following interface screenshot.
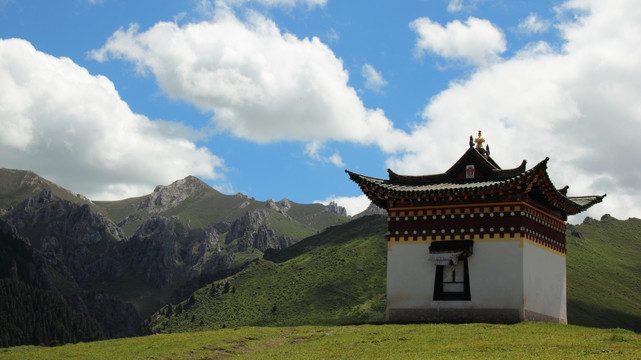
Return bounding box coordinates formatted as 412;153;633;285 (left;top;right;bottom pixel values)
90;8;407;152
0;38;224;200
410;16;506;66
304;141;323;160
211;0;326;8
327;153;345;167
304;142;345;167
447;0;463;12
315;194;370;216
392;0;641;221
361;63;387;93
446;0;484;13
326;28;339;43
517;13;550;34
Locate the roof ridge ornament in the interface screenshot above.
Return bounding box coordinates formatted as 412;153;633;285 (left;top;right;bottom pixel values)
473;130;490;158
474;130;485;149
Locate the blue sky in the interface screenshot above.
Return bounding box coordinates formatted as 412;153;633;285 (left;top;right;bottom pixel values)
0;0;638;221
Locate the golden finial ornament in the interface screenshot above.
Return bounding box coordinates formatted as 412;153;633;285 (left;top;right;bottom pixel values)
474;130;485;149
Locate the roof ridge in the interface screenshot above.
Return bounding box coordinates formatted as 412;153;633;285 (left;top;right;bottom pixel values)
346;150;604;216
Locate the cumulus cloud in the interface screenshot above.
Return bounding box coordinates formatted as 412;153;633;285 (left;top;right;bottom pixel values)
0;38;224;200
90;9;407;154
393;0;641;221
219;0;326;7
315;194;370;216
410;16;506;66
517;13;550;34
361;63;387;93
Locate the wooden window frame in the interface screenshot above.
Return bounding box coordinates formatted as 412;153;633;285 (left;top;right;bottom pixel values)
433;258;471;301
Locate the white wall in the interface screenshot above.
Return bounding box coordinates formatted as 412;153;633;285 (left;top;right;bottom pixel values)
523;241;567;322
387;243;433;309
387;239;525;312
462;241;523;310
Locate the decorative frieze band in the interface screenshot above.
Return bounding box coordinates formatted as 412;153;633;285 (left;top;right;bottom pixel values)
386;202;566;253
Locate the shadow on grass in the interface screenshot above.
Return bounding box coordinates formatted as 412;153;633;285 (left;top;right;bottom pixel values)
568;299;641;333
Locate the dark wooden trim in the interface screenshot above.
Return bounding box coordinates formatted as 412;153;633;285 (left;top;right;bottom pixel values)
387;202;567;253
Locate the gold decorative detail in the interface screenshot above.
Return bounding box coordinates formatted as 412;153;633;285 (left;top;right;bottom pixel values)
474;130;485;149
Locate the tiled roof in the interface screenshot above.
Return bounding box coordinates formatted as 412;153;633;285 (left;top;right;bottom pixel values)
346;147;605;216
568;196;606;207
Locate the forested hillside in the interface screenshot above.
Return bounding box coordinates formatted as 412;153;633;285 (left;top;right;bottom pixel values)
0;279;104;347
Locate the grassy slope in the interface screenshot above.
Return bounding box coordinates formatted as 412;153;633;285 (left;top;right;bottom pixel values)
146;215;387;333
566;216;641;332
286;202;349;231
150;214;641;334
2;322;640;360
0;169;92;210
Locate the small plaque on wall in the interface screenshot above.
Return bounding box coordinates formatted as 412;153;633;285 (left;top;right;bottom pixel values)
466;165;475;178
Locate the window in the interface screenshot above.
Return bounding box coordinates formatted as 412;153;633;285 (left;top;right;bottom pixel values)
443;263;465;292
428;240;472;301
433;259;470;301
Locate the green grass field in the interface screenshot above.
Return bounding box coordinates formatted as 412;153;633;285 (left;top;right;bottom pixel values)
2;322;640;359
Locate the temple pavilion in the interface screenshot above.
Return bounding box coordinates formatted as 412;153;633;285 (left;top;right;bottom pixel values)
346;131;605;324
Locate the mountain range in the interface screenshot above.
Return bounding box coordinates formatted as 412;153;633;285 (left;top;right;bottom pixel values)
1;168;639;348
0;168;350;346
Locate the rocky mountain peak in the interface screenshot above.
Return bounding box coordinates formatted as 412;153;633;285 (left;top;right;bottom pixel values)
265;198;292;216
139;176;210;213
352;202;387;219
15;169;44;187
279;198;292;210
600;214;615;222
326;201;347;216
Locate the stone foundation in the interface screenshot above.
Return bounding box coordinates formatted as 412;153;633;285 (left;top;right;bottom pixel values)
387;308;567;324
524;309;567;324
387;308;521;324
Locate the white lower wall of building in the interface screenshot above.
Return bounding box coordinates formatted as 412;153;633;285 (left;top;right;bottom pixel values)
387;238;567;323
386;243;433;309
522;241;567;323
387;241;524;311
463;241;523;310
